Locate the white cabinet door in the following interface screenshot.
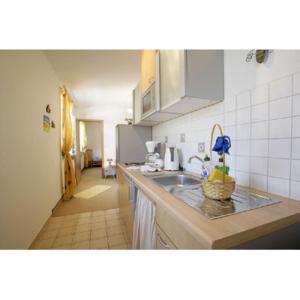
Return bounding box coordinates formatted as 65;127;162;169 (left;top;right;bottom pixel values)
159;50;186;110
133;83;141;125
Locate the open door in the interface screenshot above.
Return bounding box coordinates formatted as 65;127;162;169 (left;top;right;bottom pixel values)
75;119;104;183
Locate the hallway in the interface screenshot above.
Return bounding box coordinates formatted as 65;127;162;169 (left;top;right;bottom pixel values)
53;167;119;216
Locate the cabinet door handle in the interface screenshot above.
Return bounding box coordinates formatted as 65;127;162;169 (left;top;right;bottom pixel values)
157;233;170;249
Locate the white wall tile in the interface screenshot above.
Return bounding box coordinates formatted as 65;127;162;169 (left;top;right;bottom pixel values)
225;111;236;127
250;174;268;192
269;76;292;101
236;124;251;140
251;121;269;139
251;157;268;175
236;171;250;187
236;140;250;156
268;139;291;159
268;158;290;179
154;70;299;201
237;107;251;125
236;156;250;172
292;116;300;137
292;94;300;116
251;103;268;122
251;139;268;157
226;155;236;171
225;95;236;112
269;118;292;138
269;97;292;119
252;84;268;105
268;177;290;197
291;160;300;181
237;90;251;109
224;126;236;140
290;181;300;201
292;138;300;159
293;72;300;95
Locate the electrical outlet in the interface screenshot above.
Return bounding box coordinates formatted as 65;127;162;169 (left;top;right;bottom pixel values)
164;136;168;143
180;133;186;143
198;142;205;153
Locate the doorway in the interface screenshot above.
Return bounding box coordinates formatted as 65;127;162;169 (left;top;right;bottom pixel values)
75;119;104;183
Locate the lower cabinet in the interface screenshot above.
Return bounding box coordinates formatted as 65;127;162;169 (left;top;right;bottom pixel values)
156;204;206;249
156;224;176;249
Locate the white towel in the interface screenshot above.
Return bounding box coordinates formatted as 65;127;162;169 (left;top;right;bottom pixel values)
132;190;156;249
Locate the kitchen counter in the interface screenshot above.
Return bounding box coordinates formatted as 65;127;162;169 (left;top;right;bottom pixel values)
118;163;300;249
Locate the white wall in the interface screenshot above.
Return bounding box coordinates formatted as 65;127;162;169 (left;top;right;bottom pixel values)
85;122;102;160
0;51;62;249
153;50;300;200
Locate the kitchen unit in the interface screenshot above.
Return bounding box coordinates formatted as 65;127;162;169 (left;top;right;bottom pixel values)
117;164;300;249
133;50;224;126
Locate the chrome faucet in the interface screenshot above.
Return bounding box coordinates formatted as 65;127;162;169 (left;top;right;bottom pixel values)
188;155;204;164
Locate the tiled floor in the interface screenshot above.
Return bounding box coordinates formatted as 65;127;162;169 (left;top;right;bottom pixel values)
31;208;131;250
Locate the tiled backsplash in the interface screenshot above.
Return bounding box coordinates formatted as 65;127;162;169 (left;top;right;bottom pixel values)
153;72;300;200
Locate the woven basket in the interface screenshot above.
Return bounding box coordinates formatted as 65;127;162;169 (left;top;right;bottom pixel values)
202;124;235;201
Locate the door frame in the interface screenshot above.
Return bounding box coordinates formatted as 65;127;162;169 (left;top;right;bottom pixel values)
75;119;104;182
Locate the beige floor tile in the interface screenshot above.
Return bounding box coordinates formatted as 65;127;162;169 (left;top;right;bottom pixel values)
53;236;73;247
91;228;107;240
52;244;72;250
106;219;123;228
57;226;76;238
78;212;92;219
92;215;106;223
108;234;126;248
107;225;124;237
38;229;59;240
73;231;90;243
92;210;105;217
77;217;92;225
32;238;54;249
111;243;129;249
105;213;120;221
43;221;63;232
64;214;79;221
105;208;119;215
72;240;90;249
76;223;91;233
63;219;78;228
90;237;108;249
91;221;106;230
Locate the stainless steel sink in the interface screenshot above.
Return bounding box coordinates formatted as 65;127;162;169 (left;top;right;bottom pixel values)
148;173;280;219
151;174;200;188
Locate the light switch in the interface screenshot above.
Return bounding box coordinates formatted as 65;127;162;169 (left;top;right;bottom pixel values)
198;142;205;153
180;133;186;143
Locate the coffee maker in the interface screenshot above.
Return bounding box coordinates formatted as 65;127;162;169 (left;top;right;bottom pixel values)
145;141;161;167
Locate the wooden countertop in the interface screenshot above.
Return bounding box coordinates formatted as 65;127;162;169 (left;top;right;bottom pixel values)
118;163;300;249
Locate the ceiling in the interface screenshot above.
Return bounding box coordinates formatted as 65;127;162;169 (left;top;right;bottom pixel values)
45;50;140;121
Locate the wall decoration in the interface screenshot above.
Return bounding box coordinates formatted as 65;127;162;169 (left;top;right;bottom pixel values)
43;115;50;132
51;121;56;128
246;49;272;63
46;104;51;114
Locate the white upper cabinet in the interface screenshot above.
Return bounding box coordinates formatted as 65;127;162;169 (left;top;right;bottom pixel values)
132;82;158;127
132;50;224;126
132;83;141;125
160;50;224;115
